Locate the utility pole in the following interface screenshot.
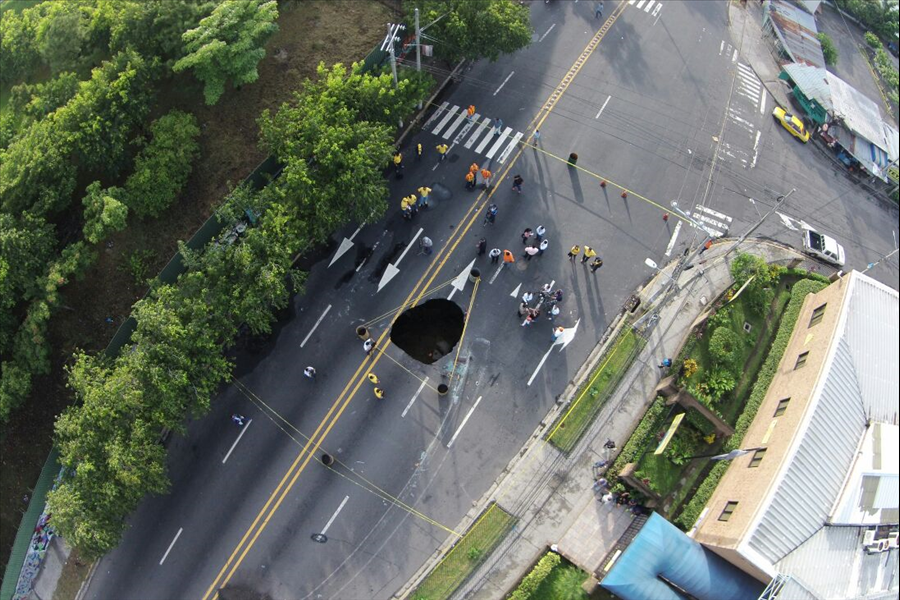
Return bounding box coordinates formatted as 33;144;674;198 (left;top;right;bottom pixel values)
415;9;423;109
722;188;795;259
381;22;405;128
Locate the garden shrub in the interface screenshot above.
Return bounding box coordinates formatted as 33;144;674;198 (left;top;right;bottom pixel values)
817;32;838;65
708;327;741;372
730;254;784;316
666;423;706;466
509;552;561;600
608;397;668;480
705;367;736;398
674;278;826;530
865;31;881;49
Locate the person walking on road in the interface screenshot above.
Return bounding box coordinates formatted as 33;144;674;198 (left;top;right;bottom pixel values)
535;225;546;241
393;151;403;178
552;326;565;341
532;129;541;144
512;174;524;193
374;387;385;400
522;291;534;304
364;338;376;355
436;143;449;161
419;236;433;255
568;245;581;261
523;245;539;260
367;373;380;385
476;237;487;256
521;228;533;244
481;168;492;188
595;1;604;18
467;105;476;122
538;238;549;256
304;366;317;380
232;414;246;426
417;186;431;207
492;118;504;136
581;246;597;264
489;247;502;263
590;256;604;273
470;162;480;175
416;142;423;161
548;304;560;320
503;249;515;264
483;203;498;226
465;170;476;189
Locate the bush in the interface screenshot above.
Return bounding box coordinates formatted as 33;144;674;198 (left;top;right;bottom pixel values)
666;423;706;466
708;327;741;372
730;253;784;315
509;552;561;600
674;278;826;530
82;182;129;244
865;31;881;48
608;397;668;480
817;32;838;65
705;367;736;398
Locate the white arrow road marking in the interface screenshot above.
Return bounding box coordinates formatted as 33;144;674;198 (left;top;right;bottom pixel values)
448;259;476;300
328;226;362;267
527;319;580;386
300;304;332;348
223;419;253;464
665;221;683;257
320;496;349;535
447;395;483;448
493;71;514;96
402;377;429;418
777;212;798;231
510;282;522;298
378;229;423;292
160;528;183;565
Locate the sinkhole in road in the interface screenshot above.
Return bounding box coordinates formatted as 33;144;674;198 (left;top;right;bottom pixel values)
390;299;465;365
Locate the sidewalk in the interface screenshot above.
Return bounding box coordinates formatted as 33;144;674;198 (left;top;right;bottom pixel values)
400;239;816;599
728;0;791;110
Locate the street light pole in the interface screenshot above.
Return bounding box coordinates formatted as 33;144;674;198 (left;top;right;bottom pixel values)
722;188;795;259
687;447;766;461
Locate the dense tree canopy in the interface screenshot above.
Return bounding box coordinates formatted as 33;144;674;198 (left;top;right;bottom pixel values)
404;0;532;63
173;0;279;105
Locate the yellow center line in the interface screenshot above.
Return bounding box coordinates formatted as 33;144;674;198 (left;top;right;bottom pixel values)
204;6;629;597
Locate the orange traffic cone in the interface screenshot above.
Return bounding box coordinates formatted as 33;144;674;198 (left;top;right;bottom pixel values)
600;180;607;188
621;190;628;199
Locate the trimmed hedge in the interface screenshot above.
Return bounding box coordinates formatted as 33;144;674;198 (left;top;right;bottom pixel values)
608;396;668;481
509;552;561;600
673;278;827;530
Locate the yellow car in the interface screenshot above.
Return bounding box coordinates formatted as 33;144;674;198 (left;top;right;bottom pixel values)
773;106;810;143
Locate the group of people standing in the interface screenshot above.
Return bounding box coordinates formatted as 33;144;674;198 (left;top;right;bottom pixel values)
400;185;432;220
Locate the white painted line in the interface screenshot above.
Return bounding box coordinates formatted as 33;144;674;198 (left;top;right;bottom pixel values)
320;496;350;535
488;263;504;284
732;49;738;63
447;395;483;448
665;221;682;257
442;111;470;140
300;304;332;348
485;127;513;160
695;205;733;223
510;282;522;298
160;528;183;565
539;24;556;43
595;95;611;119
736;62;756;76
528;345;554;386
636;0;646;8
498;131;523;164
692;212;730;231
750;130;761;168
628;0;636;4
719;40;725;55
644;0;655;12
432;104;459;135
423;101;449;130
652;2;662;17
777;212;798;231
465;118;490;149
759;88;767;114
493;71;515;96
475;127;495;154
395;228;423;265
738;77;761;93
222;419;253;464
402;378;429;418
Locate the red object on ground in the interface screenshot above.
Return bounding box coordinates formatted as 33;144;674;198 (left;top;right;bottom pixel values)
621;190;627;199
663;213;669;221
600;180;607;188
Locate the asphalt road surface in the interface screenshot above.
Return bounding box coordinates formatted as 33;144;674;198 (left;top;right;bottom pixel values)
84;2;898;599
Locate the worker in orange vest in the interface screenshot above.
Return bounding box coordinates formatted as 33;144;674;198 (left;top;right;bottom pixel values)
503;249;515;263
481;168;492;187
465;171;476;189
467;105;476;122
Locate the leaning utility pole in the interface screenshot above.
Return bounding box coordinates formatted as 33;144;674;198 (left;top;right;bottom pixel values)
381;22;405;127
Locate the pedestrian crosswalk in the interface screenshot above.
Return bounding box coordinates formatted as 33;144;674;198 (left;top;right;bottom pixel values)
691;204;733;238
627;0;663;18
423;102;529;164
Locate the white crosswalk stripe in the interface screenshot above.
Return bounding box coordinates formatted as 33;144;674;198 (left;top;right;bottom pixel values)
498;131;523;164
691;204;733;238
423;101;448;130
432;104;459;135
442;110;470;140
425;105;528;161
464;118;490;149
628;0;663;18
485;127;513;160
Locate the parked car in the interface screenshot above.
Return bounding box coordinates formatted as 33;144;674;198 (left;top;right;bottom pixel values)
773;106;810;143
887;41;898;57
802;229;845;267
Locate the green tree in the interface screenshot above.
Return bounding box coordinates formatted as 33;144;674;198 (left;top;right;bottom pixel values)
82;181;129;244
817;32;838;66
173;0;279;105
34;1;92;74
8;72;81;124
864;31;881;49
124;110;201;218
106;0;215;64
730;253;784;315
709;327;742;372
0;6;41;87
404;0;532;63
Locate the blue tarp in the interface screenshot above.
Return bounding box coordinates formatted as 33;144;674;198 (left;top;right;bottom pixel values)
601;513;766;600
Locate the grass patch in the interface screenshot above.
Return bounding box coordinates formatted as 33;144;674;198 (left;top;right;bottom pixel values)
530;558;590;600
548;327;644;453
412;503;516;600
634;453;682;498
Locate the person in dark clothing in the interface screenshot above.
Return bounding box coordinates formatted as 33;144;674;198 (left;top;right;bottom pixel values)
476;237;487;256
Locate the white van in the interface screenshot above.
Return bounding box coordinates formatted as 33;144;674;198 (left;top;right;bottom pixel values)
802;229;845;267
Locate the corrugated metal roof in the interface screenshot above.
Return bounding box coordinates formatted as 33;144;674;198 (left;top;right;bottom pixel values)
884;123;899;163
775;527;900;599
746;272;899;595
782;63;889;153
765;0;826;69
827;124;893;183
